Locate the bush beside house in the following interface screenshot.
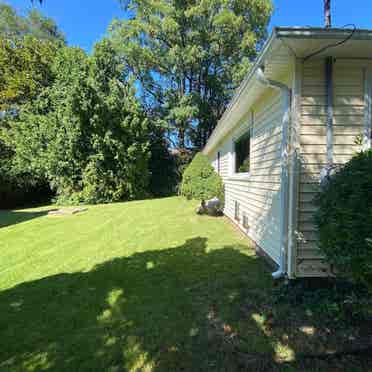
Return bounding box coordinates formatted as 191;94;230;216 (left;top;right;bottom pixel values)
180;153;224;204
315;149;372;290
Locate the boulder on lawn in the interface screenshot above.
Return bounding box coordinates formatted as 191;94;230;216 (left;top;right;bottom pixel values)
196;197;222;216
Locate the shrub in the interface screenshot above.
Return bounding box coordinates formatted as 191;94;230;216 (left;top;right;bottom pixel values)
5;42;150;205
180;152;224;203
314;149;372;289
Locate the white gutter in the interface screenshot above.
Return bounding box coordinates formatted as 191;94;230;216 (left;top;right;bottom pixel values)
203;29;278;155
256;67;291;279
204;26;372;156
276;26;372;40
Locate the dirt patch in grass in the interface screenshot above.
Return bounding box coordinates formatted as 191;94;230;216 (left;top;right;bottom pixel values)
48;207;88;216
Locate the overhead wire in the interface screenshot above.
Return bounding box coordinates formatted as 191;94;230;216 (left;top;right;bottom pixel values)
303;24;356;61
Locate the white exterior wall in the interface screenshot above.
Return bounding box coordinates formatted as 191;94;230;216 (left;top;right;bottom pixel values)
211;140;230;180
296;59;367;277
211;89;283;264
210;59;368;276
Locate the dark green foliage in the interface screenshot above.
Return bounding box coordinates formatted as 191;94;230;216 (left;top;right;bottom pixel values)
0;4;65;43
314;149;372;289
0;110;53;208
0;4;64;207
0;36;58;110
274;279;372;324
174;148;194;183
5;41;150;204
180;152;224;202
148;127;178;197
0;179;52;209
0;8;165;206
0;136;50;208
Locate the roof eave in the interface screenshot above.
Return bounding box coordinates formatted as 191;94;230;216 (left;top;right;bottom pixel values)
203;26;372;155
276;26;372;40
202;28;279;155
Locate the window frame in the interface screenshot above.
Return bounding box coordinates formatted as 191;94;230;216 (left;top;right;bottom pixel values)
234;131;251;174
229;115;253;180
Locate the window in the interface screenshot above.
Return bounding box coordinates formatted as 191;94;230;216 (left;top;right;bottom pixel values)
217;151;221;174
234;132;250;173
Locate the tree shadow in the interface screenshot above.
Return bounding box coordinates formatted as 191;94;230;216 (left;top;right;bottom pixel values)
0;237;370;372
0;237;278;371
0;210;51;229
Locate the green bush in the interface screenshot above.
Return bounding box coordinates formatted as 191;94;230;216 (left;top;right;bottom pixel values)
314;149;372;289
180;152;224;203
4;42;150;205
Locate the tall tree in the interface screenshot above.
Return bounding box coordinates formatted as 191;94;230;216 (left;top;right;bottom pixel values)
4;42;150;204
0;3;65;43
0;36;58;110
110;0;272;149
0;4;64;110
0;4;64;207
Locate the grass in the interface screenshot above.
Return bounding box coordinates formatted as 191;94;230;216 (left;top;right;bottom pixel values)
0;196;371;371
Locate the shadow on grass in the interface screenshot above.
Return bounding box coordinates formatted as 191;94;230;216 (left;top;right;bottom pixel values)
0;210;51;229
0;237;370;371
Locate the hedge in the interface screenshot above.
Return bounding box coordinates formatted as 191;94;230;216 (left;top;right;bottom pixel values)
314;149;372;289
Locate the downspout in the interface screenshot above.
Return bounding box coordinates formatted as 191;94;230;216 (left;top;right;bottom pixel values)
320;56;334;184
256;67;291;279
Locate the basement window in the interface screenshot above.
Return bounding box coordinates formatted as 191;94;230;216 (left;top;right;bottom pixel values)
234;132;251;173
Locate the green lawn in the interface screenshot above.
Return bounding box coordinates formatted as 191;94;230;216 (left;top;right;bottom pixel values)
0;197;371;371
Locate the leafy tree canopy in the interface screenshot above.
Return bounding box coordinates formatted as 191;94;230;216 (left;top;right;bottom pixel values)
0;4;65;207
0;3;65;43
4;40;150;204
0;36;58;110
0;4;64;110
110;0;273;149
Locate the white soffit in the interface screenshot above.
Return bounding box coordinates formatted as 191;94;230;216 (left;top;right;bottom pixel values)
203;27;372;155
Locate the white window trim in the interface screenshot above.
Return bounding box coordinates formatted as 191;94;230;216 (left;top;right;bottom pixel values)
363;68;372;150
227;173;251;181
228;111;253;180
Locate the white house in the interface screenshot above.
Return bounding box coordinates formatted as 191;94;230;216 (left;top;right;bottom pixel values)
203;27;372;278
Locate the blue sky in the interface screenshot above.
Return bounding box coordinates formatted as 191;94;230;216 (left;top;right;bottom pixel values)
4;0;372;52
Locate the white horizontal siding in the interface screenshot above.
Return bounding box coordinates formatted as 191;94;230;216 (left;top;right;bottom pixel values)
296;59;365;277
212;89;283;264
210;139;230;179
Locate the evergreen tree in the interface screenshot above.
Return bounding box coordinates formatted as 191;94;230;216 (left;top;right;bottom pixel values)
5;41;150;204
0;4;64;207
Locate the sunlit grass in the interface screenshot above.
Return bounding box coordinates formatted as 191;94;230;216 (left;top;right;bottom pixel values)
0;197;370;371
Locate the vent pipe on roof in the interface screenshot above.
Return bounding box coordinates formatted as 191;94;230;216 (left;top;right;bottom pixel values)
324;0;331;28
